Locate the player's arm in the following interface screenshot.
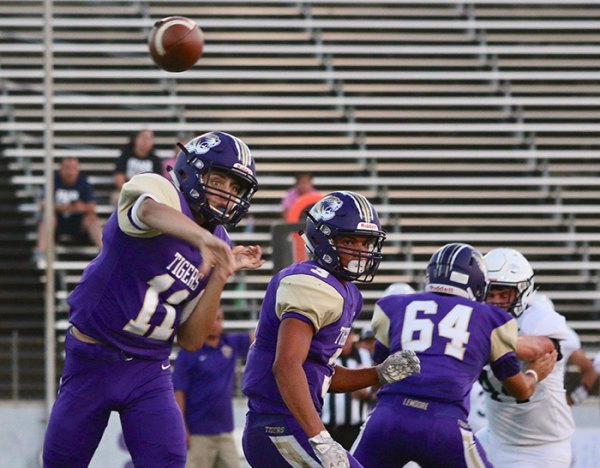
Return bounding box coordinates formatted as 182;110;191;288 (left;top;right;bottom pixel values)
272;317;325;438
176;264;230;351
329;350;420;393
567;349;599;405
329;365;378;392
174;390;190;448
136;197;234;277
517;335;555;361
502;350;558;400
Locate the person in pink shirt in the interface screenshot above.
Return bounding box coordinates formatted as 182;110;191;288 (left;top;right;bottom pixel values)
281;172;317;219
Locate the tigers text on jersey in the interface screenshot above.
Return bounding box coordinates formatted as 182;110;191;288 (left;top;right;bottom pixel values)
480;300;575;445
372;291;520;414
68;173;231;360
241;260;364;415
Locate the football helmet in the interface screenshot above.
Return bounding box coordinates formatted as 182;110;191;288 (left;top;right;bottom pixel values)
484;248;535;317
382;282;416;297
303;191;385;282
172;131;258;228
425;243;488;302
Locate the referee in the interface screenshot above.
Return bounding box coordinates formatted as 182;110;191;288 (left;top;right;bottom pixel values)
322;329;374;450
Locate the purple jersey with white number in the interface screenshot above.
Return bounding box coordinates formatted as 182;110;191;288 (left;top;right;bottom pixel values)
69;173;231;361
373;291;520;414
242;260;363;415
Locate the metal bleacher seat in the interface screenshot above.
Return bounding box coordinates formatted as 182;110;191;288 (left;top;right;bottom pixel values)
3;0;600;360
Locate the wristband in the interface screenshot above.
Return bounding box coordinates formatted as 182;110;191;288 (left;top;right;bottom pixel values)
525;369;538;384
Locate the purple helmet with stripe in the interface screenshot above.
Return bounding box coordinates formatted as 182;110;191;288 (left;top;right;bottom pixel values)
303;191;386;282
425;243;488;302
172;131;257;228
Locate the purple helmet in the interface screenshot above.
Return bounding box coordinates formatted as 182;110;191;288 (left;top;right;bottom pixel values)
425;243;488;302
303;191;386;282
172;131;257;228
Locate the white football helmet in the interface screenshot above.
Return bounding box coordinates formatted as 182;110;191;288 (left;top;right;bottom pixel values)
484;248;535;317
382;282;416;297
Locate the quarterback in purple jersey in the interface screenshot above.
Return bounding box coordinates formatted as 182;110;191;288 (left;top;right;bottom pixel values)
241;191;420;468
43;132;264;468
351;243;557;468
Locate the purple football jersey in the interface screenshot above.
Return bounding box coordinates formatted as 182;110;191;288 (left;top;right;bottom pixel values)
373;291;520;413
69;175;231;360
242;260;364;415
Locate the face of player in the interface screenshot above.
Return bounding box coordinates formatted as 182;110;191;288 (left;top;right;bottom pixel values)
486;286;518;311
204;170;244;219
59;158;80;186
334;235;375;272
134;129;154;157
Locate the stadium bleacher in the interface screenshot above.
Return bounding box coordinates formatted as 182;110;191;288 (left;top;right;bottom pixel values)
2;0;600;399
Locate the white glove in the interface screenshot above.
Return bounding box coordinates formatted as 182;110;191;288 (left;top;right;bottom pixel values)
376;349;421;384
308;430;349;468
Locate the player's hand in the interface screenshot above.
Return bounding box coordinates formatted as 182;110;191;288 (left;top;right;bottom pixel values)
197;233;235;278
376;349;420;384
308;431;349;468
527;349;557;383
232;245;265;271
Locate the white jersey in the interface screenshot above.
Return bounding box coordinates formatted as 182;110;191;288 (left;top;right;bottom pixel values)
480;301;575;446
561;327;581;370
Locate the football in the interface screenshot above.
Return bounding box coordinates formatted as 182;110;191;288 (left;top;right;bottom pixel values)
148;16;204;72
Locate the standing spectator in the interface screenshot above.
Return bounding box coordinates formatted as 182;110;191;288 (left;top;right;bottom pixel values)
477;248;574;468
241;191;420;468
34;157;103;264
173;308;253;468
42;132;263;467
352;243;556;468
281;172;318;220
322;329;373;450
112;129;161;202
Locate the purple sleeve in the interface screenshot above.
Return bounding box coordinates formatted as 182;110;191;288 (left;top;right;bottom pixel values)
172;350;193;391
490;351;521;382
281;312;316;332
228;333;251;358
373;340;390;365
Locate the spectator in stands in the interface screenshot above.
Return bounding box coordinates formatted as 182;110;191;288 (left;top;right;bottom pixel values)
241;191;420;468
281;172;318;220
112;128;161;203
173;308;253;468
322;329;373;450
477;248;573;468
33;157;103;264
42;132;263;468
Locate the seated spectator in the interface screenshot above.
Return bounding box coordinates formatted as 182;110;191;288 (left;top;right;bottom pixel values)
33;157;103;264
112;129;161;203
281;172;318;220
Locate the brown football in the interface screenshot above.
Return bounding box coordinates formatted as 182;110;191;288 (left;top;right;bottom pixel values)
148;16;204;72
